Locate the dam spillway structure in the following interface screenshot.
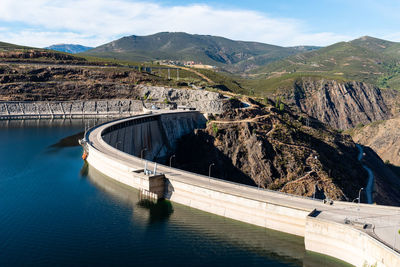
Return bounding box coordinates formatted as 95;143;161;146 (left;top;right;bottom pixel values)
80;110;400;267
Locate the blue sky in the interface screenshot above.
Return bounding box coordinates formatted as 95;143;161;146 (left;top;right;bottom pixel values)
0;0;399;47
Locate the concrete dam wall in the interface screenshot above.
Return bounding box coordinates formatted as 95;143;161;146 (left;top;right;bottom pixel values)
101;112;206;161
82;111;400;267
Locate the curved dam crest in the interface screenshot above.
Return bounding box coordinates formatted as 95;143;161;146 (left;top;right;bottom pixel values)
82;111;400;267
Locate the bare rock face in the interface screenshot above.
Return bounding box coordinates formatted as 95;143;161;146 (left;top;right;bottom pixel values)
283;79;397;130
136;85;238;113
352;117;400;166
174;102;400;205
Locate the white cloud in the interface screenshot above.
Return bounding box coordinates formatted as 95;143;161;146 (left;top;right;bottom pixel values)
0;0;352;47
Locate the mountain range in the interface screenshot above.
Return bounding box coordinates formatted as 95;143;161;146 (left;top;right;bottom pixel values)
7;32;400;92
78;32;400;92
81;32;319;72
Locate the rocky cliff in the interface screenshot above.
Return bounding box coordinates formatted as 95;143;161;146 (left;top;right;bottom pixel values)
135;85;239;113
174;101;400;205
351;117;400;166
280;78;398;130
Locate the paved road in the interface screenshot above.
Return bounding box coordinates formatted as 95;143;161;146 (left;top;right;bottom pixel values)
85;112;400;252
357;144;374;204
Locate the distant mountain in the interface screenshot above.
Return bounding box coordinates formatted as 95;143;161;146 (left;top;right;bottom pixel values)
46;44;93;54
83;32;320;72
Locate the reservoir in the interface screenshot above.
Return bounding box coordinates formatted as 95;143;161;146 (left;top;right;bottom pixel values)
0;119;349;266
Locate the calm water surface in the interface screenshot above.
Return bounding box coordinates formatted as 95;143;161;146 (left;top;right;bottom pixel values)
0;119;350;266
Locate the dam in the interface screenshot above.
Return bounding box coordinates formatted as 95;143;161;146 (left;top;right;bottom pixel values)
81;110;400;267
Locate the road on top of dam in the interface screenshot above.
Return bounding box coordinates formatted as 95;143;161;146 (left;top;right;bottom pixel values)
86;111;400;253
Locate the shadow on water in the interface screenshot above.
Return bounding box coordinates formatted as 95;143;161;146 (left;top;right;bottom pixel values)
83;164;351;267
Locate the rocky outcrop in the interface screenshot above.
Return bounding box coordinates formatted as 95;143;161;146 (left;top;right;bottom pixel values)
281;78;397;130
351;117;400;166
136;85;240;113
174;102;400;205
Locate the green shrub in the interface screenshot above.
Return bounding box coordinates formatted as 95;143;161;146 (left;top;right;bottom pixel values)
212;123;219;135
279;103;284;111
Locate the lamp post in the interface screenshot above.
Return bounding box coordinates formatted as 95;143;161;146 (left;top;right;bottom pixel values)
141;148;147;160
209;163;215;179
169;155;176;168
357;187;364;219
358;187;364;204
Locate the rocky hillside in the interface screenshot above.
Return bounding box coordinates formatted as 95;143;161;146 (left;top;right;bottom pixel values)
351;117;400;166
174;101;400;205
0;64;168;101
278;78;398;129
254;36;400;88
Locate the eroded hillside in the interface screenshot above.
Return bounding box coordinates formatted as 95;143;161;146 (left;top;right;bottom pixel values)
0;64;168;101
174;101;400;205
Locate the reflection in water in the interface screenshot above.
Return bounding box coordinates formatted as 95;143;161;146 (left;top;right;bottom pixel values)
49;131;84;149
0;118;106;128
84;164;350;267
137;199;174;224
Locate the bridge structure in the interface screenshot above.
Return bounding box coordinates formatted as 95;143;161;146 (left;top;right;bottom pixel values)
81;110;400;267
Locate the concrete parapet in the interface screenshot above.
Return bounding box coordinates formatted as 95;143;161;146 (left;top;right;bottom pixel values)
305;216;400;267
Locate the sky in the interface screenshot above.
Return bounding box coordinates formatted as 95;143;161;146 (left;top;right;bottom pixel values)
0;0;399;48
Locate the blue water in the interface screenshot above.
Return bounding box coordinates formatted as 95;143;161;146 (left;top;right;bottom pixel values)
0;119;349;266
